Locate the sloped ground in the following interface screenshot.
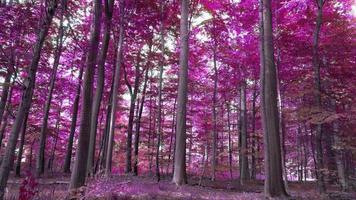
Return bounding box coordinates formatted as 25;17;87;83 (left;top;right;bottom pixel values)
5;174;356;199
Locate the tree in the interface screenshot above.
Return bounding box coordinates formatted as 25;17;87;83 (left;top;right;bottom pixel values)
156;0;165;181
87;0;114;175
63;66;84;173
260;0;288;197
36;11;65;176
0;0;58;198
312;0;326;193
172;0;189;186
105;0;125;176
69;0;102;189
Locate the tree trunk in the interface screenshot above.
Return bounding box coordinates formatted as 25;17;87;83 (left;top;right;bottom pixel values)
312;0;326;194
15;113;28;177
63;65;84;173
331;100;348;191
211;45;218;181
87;0;114;175
0;1;57;198
133;66;149;176
226;102;233;179
251;84;257;180
0;70;12;129
47;106;61;171
167;98;177;174
124;50;141;174
36;11;65;177
239;81;249;184
172;0;189;186
155;1;165;181
69;0;102;189
260;0;287;197
0;79;15;150
105;0;124;176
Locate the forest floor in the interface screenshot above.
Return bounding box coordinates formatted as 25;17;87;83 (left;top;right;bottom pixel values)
5;173;356;200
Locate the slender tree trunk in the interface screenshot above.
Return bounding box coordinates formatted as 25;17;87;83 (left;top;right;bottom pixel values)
167;98;177;174
251;84;257;180
155;1;165;181
312;0;326;194
211;45;218;181
0;79;15;150
225;102;233;179
0;70;12;129
15;112;28;177
261;0;287;197
331;100;348;191
47;106;61;171
105;0;124;176
36;11;64;177
0;1;58;198
276;49;289;190
124;51;141;174
239;81;249;184
133;67;149;176
69;0;102;189
87;0;114;175
172;0;189;186
63;66;84;173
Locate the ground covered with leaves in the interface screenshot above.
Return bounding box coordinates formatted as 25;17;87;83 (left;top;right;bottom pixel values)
5;174;356;199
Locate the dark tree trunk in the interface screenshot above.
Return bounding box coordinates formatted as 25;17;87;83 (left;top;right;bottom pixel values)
36;12;65;177
47;106;61;171
312;0;326;194
63;65;84;173
15;112;28;177
167;98;176;174
105;0;124;176
69;0;102;189
226;102;233;179
0;1;57;198
156;1;165;181
124;50;141;174
87;0;114;175
172;0;189;186
239;81;249;184
0;79;15;150
211;45;218;181
331;100;348;191
133;66;149;176
0;70;12;129
260;0;287;197
251;84;258;180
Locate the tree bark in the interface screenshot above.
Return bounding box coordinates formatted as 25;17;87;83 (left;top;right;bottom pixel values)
15;112;28;177
0;79;15;150
69;0;102;189
156;1;165;181
0;70;12;129
226;102;233;179
0;1;57;198
261;0;287;197
105;0;124;176
47;106;61;171
211;44;218;181
63;65;84;173
172;0;189;186
331;100;348;191
124;50;141;174
87;0;114;175
167;98;177;174
239;81;249;184
36;11;65;177
133;66;149;176
312;0;326;193
251;84;257;180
